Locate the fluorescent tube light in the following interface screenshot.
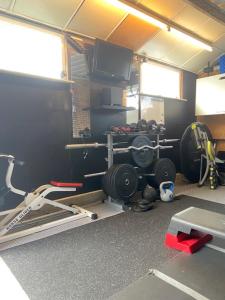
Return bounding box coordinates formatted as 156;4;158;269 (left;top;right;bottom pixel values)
107;0;213;52
170;28;212;52
107;0;167;30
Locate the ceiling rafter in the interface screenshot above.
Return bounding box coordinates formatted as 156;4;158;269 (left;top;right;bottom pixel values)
108;0;213;46
0;7;95;41
63;0;86;30
0;0;223;74
184;0;225;25
9;0;16;11
105;13;128;40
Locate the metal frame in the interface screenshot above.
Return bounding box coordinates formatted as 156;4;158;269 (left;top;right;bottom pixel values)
66;132;178;203
0;154;96;242
0;213;89;245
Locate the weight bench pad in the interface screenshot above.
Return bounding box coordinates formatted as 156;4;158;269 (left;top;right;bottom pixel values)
50;181;83;188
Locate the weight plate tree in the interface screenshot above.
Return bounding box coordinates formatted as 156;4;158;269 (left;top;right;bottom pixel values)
102;164;138;203
131;135;154;168
180;122;213;183
147;158;176;188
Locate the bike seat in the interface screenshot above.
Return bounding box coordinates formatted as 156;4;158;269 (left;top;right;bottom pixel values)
50;181;83;188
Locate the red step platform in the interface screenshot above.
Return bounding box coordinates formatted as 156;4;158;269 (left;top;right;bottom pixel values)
165;231;213;254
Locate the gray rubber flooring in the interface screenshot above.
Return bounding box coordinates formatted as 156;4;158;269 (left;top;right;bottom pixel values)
1;196;225;300
111;244;225;300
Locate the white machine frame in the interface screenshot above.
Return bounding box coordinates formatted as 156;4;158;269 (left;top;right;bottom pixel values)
0;154;97;240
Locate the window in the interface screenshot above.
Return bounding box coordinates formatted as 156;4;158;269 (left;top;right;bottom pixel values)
140;62;181;99
0;18;64;79
126;85;139;124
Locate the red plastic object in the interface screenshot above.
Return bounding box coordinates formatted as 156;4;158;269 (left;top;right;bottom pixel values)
165;231;213;254
50;181;83;188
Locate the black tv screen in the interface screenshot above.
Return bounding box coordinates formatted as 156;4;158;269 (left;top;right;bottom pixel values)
92;39;133;81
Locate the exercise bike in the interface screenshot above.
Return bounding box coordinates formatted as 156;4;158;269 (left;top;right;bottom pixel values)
0;154;97;238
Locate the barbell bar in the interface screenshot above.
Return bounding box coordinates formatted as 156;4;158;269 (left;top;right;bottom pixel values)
159;139;179;143
65;141;129;150
65;143;107;150
65;139;179;151
66;144;173;152
113;145;173;153
84;171;106;178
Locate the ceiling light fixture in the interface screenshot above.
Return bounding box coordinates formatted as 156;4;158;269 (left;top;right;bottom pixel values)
107;0;167;29
169;28;212;52
107;0;213;52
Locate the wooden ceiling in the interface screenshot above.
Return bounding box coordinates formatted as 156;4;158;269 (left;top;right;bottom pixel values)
0;0;225;73
207;0;225;11
185;0;225;25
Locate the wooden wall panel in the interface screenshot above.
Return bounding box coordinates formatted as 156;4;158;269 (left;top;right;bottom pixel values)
68;0;126;39
108;15;158;51
140;0;186;19
197;72;225;151
13;0;83;27
198;115;225;151
0;0;11;10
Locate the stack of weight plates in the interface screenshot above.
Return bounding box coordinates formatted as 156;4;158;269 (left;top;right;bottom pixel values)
102;164;138;204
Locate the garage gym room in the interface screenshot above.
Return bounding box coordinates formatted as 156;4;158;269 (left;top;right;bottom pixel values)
0;0;225;299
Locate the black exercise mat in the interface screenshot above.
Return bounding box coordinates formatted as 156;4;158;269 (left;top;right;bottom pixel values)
1;196;225;300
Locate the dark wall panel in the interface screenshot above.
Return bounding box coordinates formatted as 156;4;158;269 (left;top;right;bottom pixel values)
0;73;73;208
164;71;197;171
90;83;127;135
0;69;197;210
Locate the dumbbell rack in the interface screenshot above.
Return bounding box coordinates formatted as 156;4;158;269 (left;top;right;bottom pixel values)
66;132;178;206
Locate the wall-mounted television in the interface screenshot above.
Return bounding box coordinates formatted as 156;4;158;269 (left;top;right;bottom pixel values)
92;39;133;81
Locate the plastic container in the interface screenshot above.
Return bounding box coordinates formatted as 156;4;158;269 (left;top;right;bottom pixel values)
219;54;225;74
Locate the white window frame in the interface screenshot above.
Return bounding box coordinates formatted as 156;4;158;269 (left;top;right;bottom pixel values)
140;61;182;100
0;17;67;81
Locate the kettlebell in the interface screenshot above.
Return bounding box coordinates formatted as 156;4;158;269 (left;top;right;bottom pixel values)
160;181;174;202
142;185;158;202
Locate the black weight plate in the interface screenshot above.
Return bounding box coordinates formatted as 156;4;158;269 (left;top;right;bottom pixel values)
180;122;213;183
113;164;138;202
147;158;176;188
102;164;138;203
131;136;154;168
110;165;120;200
108;165;118;199
132;202;153;212
102;165;117;197
102;168;110;194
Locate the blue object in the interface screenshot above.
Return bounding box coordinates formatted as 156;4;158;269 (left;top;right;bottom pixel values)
219;55;225;74
160;181;174;192
160;181;174;202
